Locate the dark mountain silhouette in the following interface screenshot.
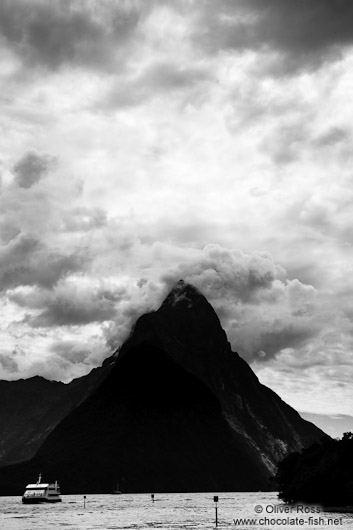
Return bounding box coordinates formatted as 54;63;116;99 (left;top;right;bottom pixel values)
0;281;324;494
0;361;114;466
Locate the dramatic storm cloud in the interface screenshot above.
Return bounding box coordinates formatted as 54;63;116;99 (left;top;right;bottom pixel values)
0;0;143;71
193;0;353;73
13;151;55;189
1;0;353;427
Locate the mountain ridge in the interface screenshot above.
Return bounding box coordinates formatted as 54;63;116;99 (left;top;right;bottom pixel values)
0;352;116;466
0;280;325;494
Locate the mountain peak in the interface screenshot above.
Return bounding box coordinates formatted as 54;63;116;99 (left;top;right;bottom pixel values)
0;281;325;494
163;279;204;308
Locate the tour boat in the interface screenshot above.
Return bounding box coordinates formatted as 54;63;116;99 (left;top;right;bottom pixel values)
22;473;62;504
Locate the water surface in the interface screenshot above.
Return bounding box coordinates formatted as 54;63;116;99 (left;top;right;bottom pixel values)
1;492;352;529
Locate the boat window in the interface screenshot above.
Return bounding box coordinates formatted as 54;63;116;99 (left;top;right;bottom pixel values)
23;489;46;497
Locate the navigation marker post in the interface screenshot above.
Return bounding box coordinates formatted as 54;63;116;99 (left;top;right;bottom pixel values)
214;495;218;527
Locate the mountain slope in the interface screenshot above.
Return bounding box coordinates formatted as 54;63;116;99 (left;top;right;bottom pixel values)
0;281;324;494
0;359;114;466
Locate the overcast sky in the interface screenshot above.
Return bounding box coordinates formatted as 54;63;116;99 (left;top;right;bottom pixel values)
1;0;353;428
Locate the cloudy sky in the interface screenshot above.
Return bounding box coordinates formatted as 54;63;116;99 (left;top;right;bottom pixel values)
1;0;353;431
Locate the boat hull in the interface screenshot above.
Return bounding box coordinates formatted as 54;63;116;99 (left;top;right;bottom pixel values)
22;497;62;504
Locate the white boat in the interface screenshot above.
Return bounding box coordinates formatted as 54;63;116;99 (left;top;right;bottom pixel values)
22;473;62;504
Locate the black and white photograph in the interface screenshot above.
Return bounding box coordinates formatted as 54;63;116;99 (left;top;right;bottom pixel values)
0;1;352;528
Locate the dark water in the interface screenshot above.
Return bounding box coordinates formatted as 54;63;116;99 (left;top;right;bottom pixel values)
0;492;352;529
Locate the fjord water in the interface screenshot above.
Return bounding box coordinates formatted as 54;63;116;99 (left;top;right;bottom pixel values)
1;492;352;529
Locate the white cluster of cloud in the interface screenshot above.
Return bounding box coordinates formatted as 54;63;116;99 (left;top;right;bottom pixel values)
1;0;353;421
0;158;319;383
